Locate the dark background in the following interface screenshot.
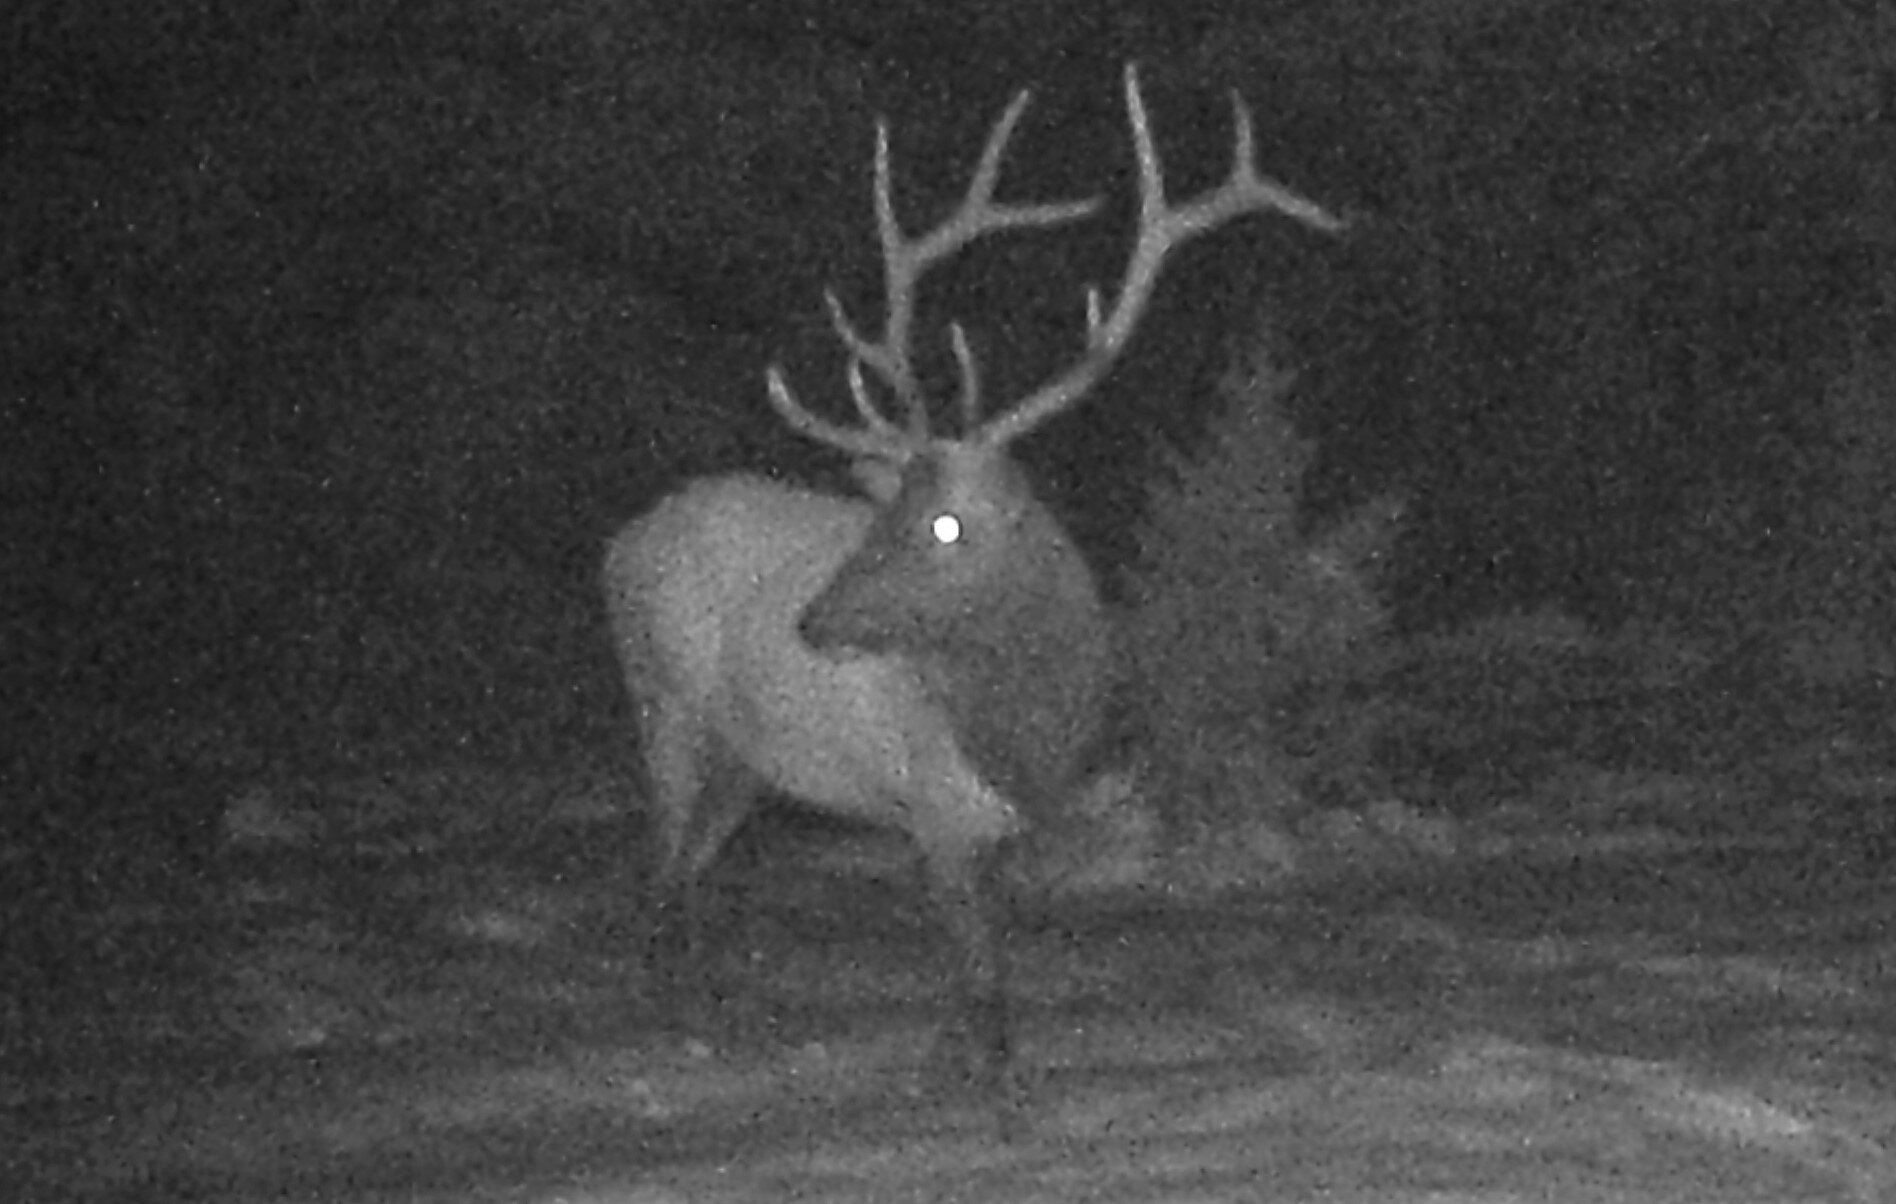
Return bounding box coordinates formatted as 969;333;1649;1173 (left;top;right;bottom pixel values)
4;0;1889;897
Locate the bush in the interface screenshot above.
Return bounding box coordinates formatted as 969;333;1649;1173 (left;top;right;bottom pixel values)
1123;320;1401;829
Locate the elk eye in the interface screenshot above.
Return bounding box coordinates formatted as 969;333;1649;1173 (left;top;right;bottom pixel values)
929;512;963;546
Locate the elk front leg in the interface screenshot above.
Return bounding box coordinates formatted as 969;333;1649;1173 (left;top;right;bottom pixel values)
920;837;1012;1094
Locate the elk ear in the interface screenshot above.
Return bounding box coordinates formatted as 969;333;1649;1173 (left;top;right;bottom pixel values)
850;456;905;504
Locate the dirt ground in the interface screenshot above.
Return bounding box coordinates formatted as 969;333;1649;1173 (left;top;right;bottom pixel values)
8;771;1896;1202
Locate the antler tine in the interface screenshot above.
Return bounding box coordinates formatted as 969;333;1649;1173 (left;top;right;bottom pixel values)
842;356;907;439
822;286;926;441
821;88;1103;440
948;322;981;430
976;64;1344;449
765;366;915;460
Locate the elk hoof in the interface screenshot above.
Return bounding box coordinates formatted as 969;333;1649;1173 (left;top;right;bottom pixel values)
639;894;709;1001
642;904;694;966
926;1008;1023;1099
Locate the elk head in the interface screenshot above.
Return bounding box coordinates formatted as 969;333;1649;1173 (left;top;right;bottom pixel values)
764;64;1343;804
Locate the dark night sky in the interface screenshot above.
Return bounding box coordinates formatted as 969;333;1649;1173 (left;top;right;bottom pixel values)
3;0;1883;790
642;1;1867;624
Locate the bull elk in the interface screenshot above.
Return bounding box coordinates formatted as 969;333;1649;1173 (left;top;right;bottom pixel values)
604;64;1340;1094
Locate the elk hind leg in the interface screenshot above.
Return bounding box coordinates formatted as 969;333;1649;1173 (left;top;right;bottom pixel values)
639;705;761;977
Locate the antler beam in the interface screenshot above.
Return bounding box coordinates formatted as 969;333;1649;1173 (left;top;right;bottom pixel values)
765;86;1102;459
974;64;1344;449
765;64;1342;462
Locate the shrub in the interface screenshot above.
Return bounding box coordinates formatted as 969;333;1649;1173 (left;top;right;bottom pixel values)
1123;320;1401;829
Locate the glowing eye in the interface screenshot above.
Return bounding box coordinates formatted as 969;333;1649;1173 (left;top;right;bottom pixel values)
929;512;962;545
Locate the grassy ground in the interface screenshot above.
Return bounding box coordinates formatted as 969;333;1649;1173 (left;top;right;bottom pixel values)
8;737;1894;1202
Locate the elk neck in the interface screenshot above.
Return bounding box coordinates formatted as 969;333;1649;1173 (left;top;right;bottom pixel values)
798;443;1113;812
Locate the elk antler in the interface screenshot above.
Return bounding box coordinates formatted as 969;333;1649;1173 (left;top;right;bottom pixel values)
972;64;1344;449
766;87;1102;459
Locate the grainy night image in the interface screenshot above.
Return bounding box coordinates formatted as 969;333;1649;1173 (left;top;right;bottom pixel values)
5;1;1893;1199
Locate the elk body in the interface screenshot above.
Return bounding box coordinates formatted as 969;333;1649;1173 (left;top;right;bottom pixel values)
604;65;1340;1093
